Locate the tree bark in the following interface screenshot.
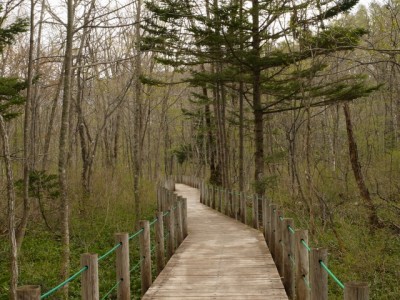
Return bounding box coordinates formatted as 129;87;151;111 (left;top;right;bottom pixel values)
252;0;264;196
133;0;143;221
16;0;35;250
0;115;18;300
58;0;74;296
343;103;380;228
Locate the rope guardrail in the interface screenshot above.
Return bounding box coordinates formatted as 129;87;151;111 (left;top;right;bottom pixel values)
301;239;311;252
149;217;158;226
277;203;345;291
129;228;144;241
98;242;122;262
40;266;88;299
101;279;122;300
195;179;369;300
19;180;188;299
130;258;143;273
303;275;311;289
320;260;345;289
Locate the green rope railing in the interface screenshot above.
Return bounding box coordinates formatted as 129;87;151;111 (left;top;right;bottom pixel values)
101;279;122;300
319;261;345;289
149;217;158;226
163;210;170;217
129;228;144;241
40;266;88;299
301;239;311;252
289;254;295;265
130;258;143;273
303;275;311;289
98;242;122;262
204;182;349;295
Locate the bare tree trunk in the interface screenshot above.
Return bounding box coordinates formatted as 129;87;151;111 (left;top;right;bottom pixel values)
16;0;35;250
133;0;142;221
113;112;121;167
42;71;63;171
75;0;96;196
343;103;380;228
305;107;315;233
238;0;244;192
31;0;46;170
0;115;18;300
58;0;74;296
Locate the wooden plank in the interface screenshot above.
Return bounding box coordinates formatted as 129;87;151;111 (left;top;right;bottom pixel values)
143;184;288;300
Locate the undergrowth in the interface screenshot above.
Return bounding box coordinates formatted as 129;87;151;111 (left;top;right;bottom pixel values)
0;166;158;299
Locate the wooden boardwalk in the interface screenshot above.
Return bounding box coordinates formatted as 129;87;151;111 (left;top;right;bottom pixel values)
143;184;288;299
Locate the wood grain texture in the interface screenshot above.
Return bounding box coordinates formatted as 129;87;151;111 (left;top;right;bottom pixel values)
143;184;287;299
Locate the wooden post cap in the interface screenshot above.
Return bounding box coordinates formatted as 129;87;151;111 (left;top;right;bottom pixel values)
17;285;41;299
344;282;369;300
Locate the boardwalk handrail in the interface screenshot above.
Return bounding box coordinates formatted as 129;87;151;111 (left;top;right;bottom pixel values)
176;175;369;300
17;180;188;300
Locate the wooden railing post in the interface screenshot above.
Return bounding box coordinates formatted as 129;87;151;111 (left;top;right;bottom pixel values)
203;184;210;206
81;253;99;300
282;218;295;299
17;285;40;300
139;220;152;296
295;229;310;300
166;207;175;258
202;181;205;203
275;210;284;276
240;192;246;224
176;198;183;246
224;189;229;216
310;248;328;300
269;204;277;258
211;186;216;209
264;200;270;246
344;282;369;300
252;195;259;229
115;233;130;300
218;188;222;212
155;212;165;275
182;197;188;238
262;196;266;240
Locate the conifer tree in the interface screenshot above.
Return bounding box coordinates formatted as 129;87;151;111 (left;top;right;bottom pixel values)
0;5;28;299
143;0;377;196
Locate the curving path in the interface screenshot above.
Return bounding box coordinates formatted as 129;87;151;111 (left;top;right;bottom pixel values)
143;184;288;299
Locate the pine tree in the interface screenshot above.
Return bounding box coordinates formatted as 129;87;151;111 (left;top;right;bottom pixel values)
0;5;28;299
143;0;378;196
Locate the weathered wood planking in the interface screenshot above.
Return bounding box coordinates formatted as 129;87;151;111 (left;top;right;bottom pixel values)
143;184;288;300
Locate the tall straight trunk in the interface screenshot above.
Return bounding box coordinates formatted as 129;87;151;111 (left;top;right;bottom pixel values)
212;83;223;186
239;82;244;191
204;93;218;184
343;103;379;228
42;70;63;171
75;0;96;195
305;107;315;233
31;0;46;170
0;115;18;300
17;0;35;250
252;0;264;196
220;77;229;187
133;0;142;221
113;112;121;166
58;0;74;296
238;0;244;191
